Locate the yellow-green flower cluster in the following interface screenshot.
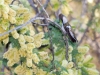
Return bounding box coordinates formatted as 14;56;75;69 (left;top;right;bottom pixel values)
3;29;47;74
0;0;32;45
60;45;99;75
3;48;20;66
14;64;33;75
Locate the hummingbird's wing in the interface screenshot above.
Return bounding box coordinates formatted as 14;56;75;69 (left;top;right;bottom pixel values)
65;25;78;43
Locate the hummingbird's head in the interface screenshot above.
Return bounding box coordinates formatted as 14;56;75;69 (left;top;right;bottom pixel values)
59;14;68;24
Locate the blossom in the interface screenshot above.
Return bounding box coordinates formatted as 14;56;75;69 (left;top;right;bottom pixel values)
12;33;19;39
87;68;99;75
67;62;74;69
27;53;33;59
2;12;8;19
16;16;24;25
61;71;68;75
24;35;34;43
4;0;13;4
19;49;27;57
78;46;89;54
0;0;4;5
20;26;28;34
3;37;9;45
18;34;26;45
25;69;33;75
17;8;29;14
8;16;16;24
83;55;93;64
7;59;16;66
1;19;9;30
32;53;40;64
34;40;42;48
68;54;72;61
69;45;73;53
26;58;32;67
2;4;9;13
8;8;16;17
3;48;20;66
36;69;47;75
61;60;68;68
20;44;27;51
33;32;44;40
14;65;26;75
11;26;19;39
27;43;35;50
23;12;31;21
39;51;49;60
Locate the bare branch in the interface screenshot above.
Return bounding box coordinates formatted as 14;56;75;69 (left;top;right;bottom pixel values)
28;0;39;13
36;0;49;18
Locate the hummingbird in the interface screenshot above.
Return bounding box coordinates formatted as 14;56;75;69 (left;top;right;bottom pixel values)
59;14;78;43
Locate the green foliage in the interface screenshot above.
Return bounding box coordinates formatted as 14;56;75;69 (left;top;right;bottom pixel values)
2;58;8;66
81;67;89;75
9;36;20;49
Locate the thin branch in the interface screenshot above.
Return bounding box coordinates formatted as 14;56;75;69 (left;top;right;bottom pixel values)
0;14;39;37
43;0;50;9
33;22;48;26
11;0;16;4
28;0;39;13
36;0;49;18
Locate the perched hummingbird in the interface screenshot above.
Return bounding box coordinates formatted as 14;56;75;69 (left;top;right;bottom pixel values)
59;14;78;43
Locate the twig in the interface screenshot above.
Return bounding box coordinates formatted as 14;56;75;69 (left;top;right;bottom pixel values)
0;17;67;36
28;0;39;13
0;14;39;37
81;0;87;16
36;0;49;18
43;0;50;9
11;0;16;4
33;22;48;26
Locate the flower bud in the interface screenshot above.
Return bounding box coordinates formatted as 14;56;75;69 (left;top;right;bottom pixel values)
78;46;89;54
87;68;99;75
67;62;74;69
26;58;32;67
61;60;68;68
83;55;93;64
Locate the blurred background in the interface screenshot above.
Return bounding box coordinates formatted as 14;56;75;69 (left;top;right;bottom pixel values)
0;0;100;74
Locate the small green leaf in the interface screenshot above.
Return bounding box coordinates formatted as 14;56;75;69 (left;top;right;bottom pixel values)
81;67;89;75
2;58;8;66
24;30;30;35
9;36;20;49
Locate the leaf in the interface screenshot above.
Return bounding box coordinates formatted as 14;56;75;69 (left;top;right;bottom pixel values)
12;63;19;68
81;67;89;75
9;36;20;49
54;60;68;72
48;25;65;52
2;58;8;66
37;61;52;72
83;63;95;68
24;30;30;35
